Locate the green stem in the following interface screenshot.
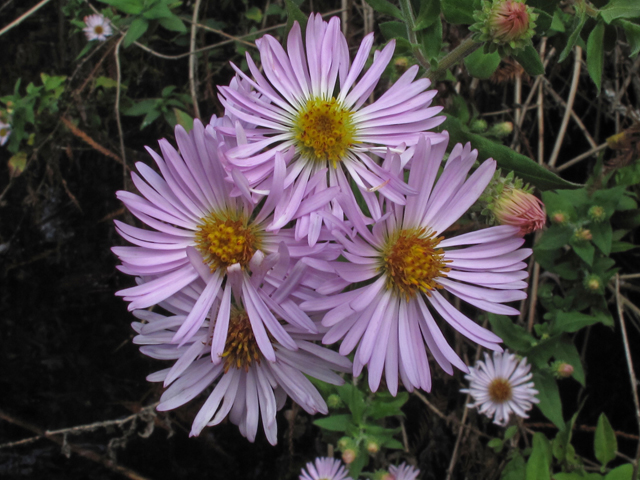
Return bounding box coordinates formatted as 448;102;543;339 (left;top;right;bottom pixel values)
426;36;481;80
398;0;430;70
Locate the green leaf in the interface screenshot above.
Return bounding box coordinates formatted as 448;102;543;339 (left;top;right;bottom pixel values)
95;76;121;89
364;0;403;20
369;391;409;420
505;425;518;440
559;6;587;63
157;14;187;32
415;0;441;30
142;2;173;19
503;452;526;480
604;464;634;480
245;6;263;22
488;438;504;453
418;16;443;59
587;20;605;91
337;383;366;424
526;432;552;480
551;311;602;334
550;10;566;32
571;241;595;265
98;0;144;15
438;115;580;190
487;314;536;352
513;45;545;75
123;98;158;116
594;414;617;470
441;0;475;25
313;414;352;432
141;109;161;129
173;108;194;132
619;20;640;56
600;0;640;24
590;221;613;255
535;225;573;250
532;371;565;430
382;438;405;449
464;48;501;79
124;17;149;47
554;474;603;480
284;0;308;35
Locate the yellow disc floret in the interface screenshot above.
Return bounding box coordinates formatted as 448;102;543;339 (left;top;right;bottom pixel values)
94;25;104;35
221;308;261;372
381;227;450;299
195;211;260;272
488;378;513;403
293;97;356;167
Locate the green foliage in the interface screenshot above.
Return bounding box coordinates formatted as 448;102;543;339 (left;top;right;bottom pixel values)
587;21;605;92
526;432;552;480
594;414;617;471
313;381;408;479
123;85;191;129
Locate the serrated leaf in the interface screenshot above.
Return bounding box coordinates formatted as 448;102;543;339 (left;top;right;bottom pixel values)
619;20;640;56
124;17;149;47
604;464;634;480
158;15;187;32
532;371;565;430
513;44;545;75
364;0;403;20
587;21;605;91
487;314;536;351
600;0;640;24
284;0;307;35
313;414;352;432
559;7;587;63
551;311;602;334
526;432;552;480
439;115;581;190
595;414;617;470
464;47;501;79
98;0;144;15
441;0;475;24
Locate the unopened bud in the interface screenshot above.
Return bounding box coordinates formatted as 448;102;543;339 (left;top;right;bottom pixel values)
588;205;606;223
470;118;488;133
327;394;343;409
488;121;514;138
551;211;568;225
584;274;603;294
337;437;352;451
342;448;356;465
573;227;592;242
491;186;546;235
470;0;538;54
366;440;380;455
557;363;574;378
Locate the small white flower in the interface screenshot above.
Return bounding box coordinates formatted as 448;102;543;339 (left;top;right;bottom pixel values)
83;14;112;42
462;351;539;426
0;121;10;146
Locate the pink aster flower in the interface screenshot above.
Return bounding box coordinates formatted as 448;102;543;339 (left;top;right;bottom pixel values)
83;14;112;42
132;301;351;445
113;119;341;362
302;134;531;395
0;120;10;146
217;14;446;243
461;351;539;426
491;186;546;235
299;457;352;480
387;463;421;480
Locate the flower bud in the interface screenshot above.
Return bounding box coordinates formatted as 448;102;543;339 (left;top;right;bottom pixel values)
327;394;344;409
470;118;488;133
342;448;357;465
588;205;606;223
550;211;568;225
366;439;380;455
491;187;546;235
470;0;538;55
572;228;592;242
557;363;574;378
584;274;603;294
488;121;514;138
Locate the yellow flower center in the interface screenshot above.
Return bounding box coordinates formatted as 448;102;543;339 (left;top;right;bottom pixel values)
381;228;450;299
221;308;261;372
293;97;356;167
94;25;104;35
488;378;513;403
0;128;7;136
194;212;260;272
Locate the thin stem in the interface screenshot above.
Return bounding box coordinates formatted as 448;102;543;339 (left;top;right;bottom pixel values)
555;142;608;173
427;36;481;80
398;0;430;69
189;0;203;120
616;275;640;480
0;0;53;37
549;46;582;167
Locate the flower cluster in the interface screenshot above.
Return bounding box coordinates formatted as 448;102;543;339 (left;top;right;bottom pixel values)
114;14;533;444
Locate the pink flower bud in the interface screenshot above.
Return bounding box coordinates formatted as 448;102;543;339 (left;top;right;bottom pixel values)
492;187;546;235
489;0;532;44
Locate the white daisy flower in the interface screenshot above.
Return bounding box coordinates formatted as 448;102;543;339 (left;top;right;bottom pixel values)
83;14;112;42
